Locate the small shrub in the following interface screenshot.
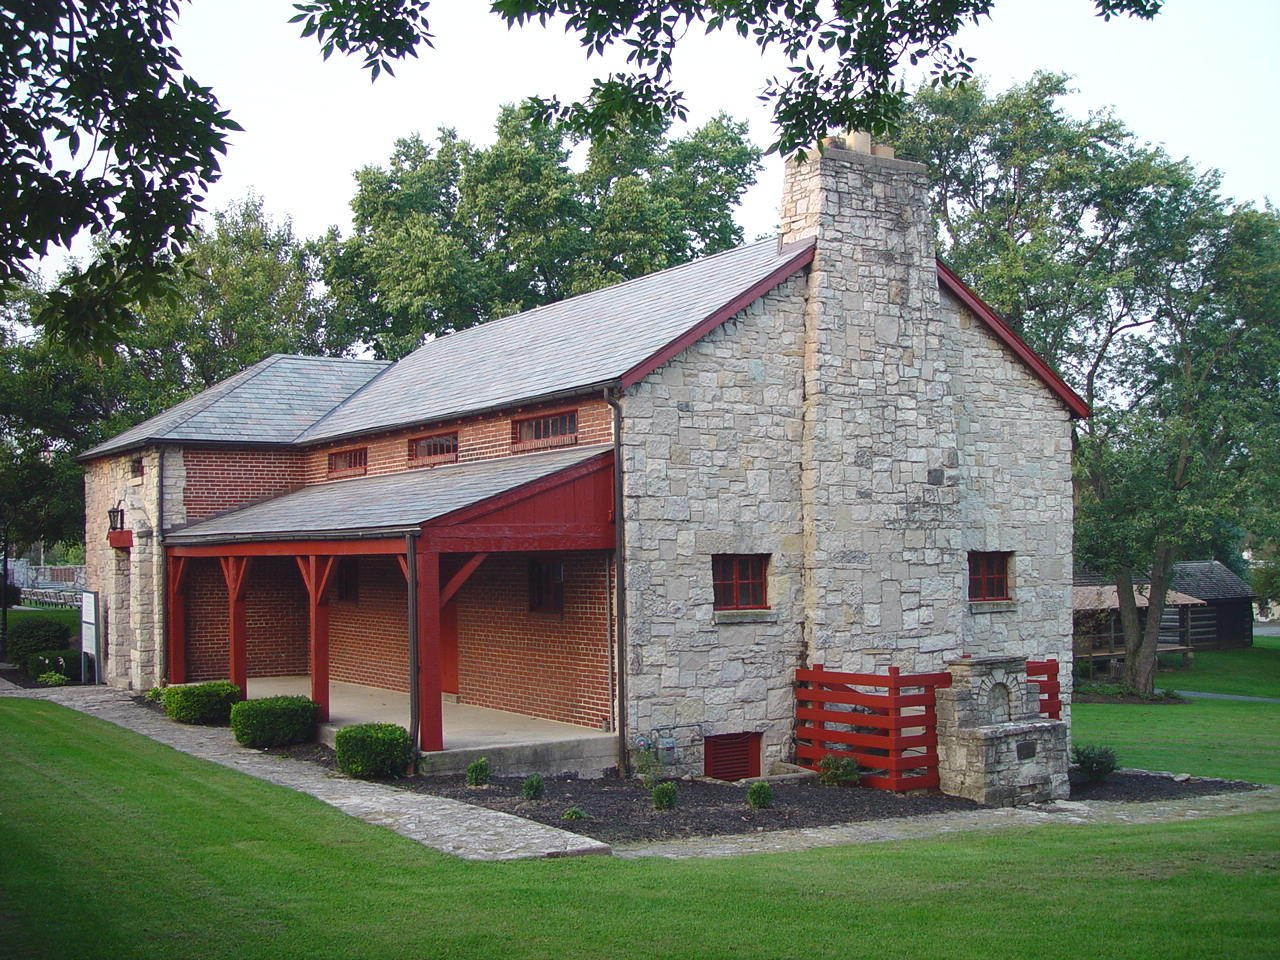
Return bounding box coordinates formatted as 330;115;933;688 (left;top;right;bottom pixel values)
561;805;587;821
633;744;663;790
37;671;68;687
230;695;319;748
817;754;860;786
746;780;773;809
26;649;85;682
7;617;74;667
143;685;166;703
521;773;545;800
1071;744;1119;783
162;680;241;725
651;781;677;810
335;723;412;779
465;756;490;786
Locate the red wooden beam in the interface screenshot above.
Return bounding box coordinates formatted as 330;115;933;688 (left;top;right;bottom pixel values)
440;553;488;605
427;525;614;553
296;555;337;722
415;544;444;752
218;556;251;698
166;556;189;684
169;538;405;558
396;554;409;581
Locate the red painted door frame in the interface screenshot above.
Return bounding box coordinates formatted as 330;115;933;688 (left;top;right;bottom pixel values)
295;555;338;721
218;556;252;698
166;556;190;684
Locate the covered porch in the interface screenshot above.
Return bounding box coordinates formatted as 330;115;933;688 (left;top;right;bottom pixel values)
162;447;620;763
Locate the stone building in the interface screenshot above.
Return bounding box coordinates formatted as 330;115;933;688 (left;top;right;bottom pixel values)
81;135;1086;791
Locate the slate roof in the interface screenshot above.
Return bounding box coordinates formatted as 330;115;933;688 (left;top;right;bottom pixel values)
297;237;816;443
80;355;389;460
164;445;608;544
1169;561;1254;601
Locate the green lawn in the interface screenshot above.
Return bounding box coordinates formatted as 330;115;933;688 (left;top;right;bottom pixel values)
1158;632;1280;699
1;699;1278;960
3;605;81;635
1072;698;1280;784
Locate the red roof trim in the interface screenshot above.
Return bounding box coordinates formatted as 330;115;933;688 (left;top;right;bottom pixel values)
428;449;614;528
935;260;1090;419
619;238;817;389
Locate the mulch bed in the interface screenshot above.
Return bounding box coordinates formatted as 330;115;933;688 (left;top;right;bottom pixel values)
263;740;1260;845
0;668;41;689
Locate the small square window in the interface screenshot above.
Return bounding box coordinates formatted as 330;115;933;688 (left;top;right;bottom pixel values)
512;410;577;450
528;558;564;613
712;554;769;610
327;447;367;478
968;551;1012;601
129;457;144;478
409;432;458;465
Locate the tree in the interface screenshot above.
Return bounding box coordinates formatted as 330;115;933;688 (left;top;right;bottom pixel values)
5;1;1160;349
897;75;1280;693
317;107;761;358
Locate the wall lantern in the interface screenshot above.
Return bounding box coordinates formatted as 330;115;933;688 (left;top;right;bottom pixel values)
107;501;125;532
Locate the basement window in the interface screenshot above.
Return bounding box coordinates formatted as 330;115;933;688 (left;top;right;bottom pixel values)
712;554;769;611
409;432;458;466
327;447;368;478
528;558;565;613
968;551;1013;602
512;410;577;451
704;732;762;781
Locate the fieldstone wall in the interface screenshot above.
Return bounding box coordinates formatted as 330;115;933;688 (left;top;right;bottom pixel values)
620;276;809;775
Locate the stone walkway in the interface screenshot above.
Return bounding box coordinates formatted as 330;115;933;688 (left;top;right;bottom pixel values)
1174;690;1280;703
5;680;1277;864
0;681;609;862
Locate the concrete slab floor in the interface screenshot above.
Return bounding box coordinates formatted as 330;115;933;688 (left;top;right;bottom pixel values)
247;676;615;752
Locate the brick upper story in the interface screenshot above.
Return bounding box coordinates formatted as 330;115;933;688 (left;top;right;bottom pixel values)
167;394;614;529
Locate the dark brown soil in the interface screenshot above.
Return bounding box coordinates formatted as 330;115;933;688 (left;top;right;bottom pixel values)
264;740;1260;845
0;668;40;689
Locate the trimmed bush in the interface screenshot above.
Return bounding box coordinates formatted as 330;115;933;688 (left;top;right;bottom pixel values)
521;773;545;800
26;648;86;682
162;680;241;725
465;756;490;786
746;780;772;809
7;616;73;666
1072;744;1119;783
230;696;319;748
335;723;411;780
651;781;677;810
817;754;860;786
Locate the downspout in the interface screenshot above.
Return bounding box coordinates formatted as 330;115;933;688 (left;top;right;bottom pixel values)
405;532;420;765
156;446;166;688
604;387;630;777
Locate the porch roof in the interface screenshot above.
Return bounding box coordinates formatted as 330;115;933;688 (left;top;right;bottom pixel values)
1073;585;1205;611
164;445;609;545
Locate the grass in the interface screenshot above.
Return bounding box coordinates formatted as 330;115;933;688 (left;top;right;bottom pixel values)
1157;632;1280;699
1072;698;1280;784
1;699;1278;960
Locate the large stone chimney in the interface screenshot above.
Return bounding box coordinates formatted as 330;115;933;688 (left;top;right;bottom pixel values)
780;132;962;673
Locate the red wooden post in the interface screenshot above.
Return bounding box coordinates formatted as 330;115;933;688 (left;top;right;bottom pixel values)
296;556;337;722
219;556;251;698
416;543;444;752
166;556;189;684
886;666;902;792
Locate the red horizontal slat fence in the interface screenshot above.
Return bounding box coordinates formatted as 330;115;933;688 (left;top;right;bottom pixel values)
1026;659;1062;719
794;664;953;792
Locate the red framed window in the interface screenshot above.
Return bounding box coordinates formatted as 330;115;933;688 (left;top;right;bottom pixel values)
513;410;577;450
712;554;769;610
327;447;367;478
335;558;358;603
409;432;458;465
968;551;1012;601
528;558;565;613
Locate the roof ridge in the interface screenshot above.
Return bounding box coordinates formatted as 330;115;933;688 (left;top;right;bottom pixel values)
295;352;407;441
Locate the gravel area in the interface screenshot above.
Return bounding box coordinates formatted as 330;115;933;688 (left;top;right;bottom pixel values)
268;741;1259;845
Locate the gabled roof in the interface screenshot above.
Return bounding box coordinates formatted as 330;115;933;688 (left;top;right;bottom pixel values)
164;445;607;544
1073;585;1205;611
297;238;817;444
79;355;389;460
1169;561;1255;602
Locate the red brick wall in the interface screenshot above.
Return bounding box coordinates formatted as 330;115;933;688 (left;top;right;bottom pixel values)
301;396;613;484
183;556;309;682
456;551;613;728
182;449;305;521
329;557;410;692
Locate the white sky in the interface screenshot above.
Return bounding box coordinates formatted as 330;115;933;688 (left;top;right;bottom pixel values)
46;0;1280;271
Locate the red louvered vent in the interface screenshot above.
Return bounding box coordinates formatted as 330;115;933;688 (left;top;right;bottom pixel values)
704;732;762;782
